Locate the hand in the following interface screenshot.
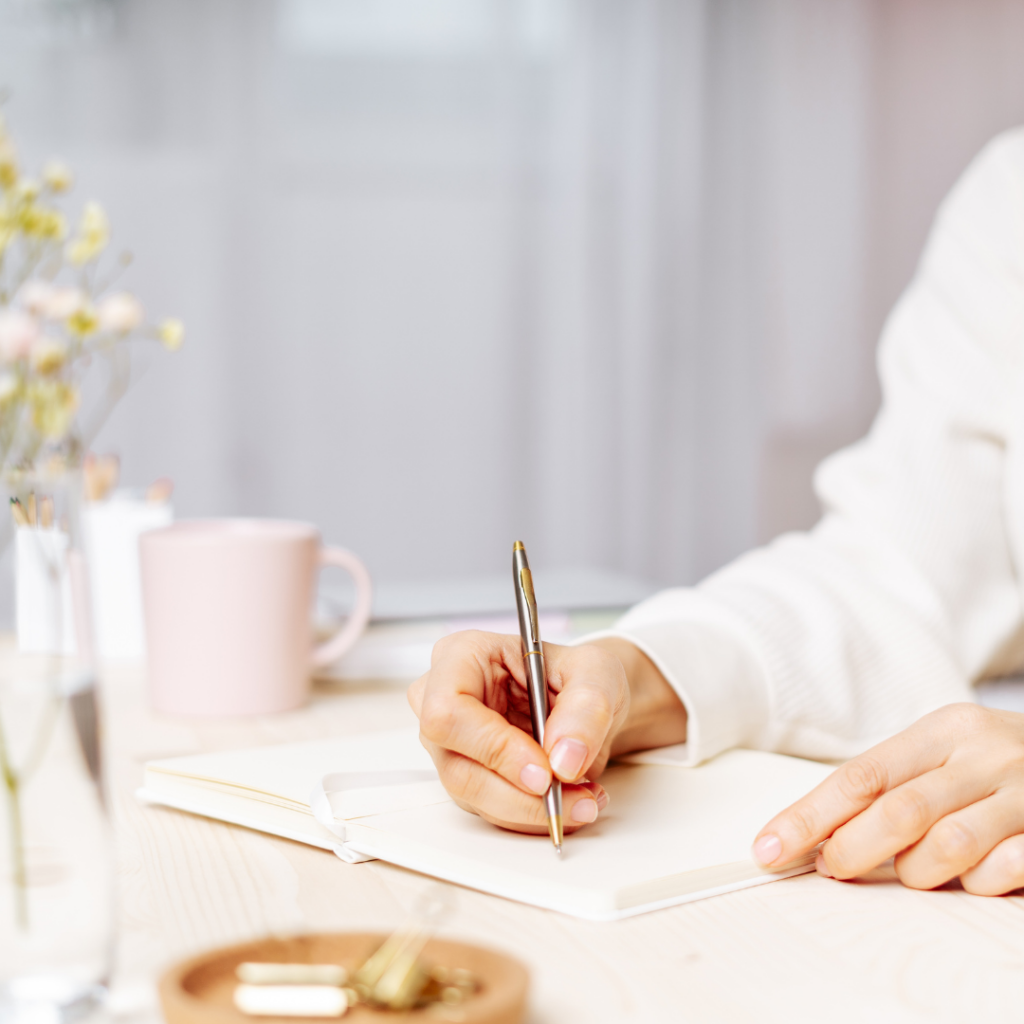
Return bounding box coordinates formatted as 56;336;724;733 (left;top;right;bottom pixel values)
752;703;1024;895
407;631;687;835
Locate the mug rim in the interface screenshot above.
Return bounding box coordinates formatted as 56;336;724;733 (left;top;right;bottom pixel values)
140;518;321;546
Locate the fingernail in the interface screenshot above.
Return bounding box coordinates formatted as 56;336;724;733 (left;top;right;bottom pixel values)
595;787;609;811
752;833;782;866
815;852;833;878
520;763;550;795
571;798;599;823
550;738;588;781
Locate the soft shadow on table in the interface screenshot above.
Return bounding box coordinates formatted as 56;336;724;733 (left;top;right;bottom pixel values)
842;860;959;891
837;860;901;887
840;860;1024;898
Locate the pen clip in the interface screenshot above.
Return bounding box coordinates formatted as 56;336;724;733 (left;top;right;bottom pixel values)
518;567;541;648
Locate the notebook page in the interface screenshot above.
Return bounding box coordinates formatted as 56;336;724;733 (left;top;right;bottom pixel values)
144;728;432;807
343;750;834;919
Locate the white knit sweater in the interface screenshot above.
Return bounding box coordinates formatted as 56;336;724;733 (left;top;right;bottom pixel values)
599;128;1024;766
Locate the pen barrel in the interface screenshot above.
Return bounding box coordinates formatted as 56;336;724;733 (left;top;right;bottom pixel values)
524;649;549;746
545;779;562;825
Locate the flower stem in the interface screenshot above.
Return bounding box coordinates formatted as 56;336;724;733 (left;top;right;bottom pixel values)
0;714;27;931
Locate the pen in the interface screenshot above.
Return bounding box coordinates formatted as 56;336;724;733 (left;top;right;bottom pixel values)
512;540;563;854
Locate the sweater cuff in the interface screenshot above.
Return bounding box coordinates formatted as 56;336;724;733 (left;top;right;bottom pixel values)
574;589;772;765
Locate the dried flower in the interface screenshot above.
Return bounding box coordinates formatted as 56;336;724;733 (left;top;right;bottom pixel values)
44;286;86;320
0;137;17;190
30;336;67;375
42;160;73;193
158;317;184;351
18;204;66;240
19;280;55;315
66;304;100;337
66;201;109;265
0;372;18;403
0;208;14;254
0;309;40;362
27;379;79;438
0;114;181;474
97;292;144;333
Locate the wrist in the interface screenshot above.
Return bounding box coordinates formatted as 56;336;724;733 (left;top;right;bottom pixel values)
590;637;688;756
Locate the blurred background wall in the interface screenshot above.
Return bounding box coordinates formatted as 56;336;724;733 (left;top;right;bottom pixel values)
1;0;1023;589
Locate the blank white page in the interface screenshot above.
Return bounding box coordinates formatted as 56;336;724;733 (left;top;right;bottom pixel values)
344;749;834;920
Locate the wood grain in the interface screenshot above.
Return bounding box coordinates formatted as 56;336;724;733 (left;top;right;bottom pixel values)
99;655;1024;1024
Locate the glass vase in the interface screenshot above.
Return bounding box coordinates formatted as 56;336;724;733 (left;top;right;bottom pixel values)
0;468;112;1024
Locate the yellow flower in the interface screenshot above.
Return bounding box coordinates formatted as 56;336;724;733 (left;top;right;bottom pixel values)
30;337;68;375
27;379;78;439
0;216;14;255
15;203;40;232
15;178;39;201
80;200;107;235
66;304;100;337
158;317;184;351
0;137;17;191
42;160;73;193
66;200;109;265
40;209;66;239
18;203;66;240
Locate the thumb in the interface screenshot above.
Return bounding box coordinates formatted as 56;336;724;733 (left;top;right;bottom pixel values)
541;643;630;782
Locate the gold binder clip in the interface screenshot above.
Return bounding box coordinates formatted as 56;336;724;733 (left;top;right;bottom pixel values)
353;887;451;1010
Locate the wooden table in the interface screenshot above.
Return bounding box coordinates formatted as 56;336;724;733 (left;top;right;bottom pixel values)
105;655;1024;1024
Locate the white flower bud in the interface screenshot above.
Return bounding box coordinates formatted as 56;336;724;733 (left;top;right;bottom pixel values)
0;309;40;362
98;292;144;333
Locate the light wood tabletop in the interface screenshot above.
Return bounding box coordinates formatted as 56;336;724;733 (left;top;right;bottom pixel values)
104;652;1024;1024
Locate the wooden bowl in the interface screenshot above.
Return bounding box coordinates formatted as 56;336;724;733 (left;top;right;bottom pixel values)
158;933;528;1024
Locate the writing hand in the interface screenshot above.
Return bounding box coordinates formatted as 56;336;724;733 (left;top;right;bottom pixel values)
752;704;1024;895
407;631;686;834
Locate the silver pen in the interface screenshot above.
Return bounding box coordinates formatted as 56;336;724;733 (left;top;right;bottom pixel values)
512;541;563;854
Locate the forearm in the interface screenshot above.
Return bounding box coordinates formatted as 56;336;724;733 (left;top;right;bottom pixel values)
591;637;688;756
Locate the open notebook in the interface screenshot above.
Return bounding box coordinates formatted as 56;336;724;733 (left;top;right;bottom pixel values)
138;729;833;921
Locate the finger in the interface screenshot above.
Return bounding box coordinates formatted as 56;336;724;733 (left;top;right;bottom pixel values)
894;790;1024;890
431;745;608;833
427;630;528;704
420;689;552;795
960;833;1024;896
407;674;426;716
543;643;629;783
418;633;553;796
818;762;993;880
752;710;960;868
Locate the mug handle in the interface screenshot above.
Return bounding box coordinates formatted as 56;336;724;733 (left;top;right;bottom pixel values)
310;546;373;669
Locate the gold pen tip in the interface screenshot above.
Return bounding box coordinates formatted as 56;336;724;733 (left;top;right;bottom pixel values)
550;814;563;853
513;540;524;551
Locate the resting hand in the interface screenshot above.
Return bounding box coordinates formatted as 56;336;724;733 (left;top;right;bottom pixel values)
752;703;1024;895
407;631;686;835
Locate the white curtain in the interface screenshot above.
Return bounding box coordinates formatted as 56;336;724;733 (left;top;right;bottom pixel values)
1;0;1022;587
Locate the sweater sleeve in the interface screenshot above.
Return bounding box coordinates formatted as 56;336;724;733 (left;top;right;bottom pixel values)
589;128;1024;765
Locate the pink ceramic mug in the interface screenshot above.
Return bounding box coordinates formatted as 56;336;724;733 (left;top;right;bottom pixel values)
139;519;372;716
